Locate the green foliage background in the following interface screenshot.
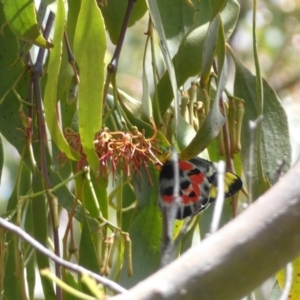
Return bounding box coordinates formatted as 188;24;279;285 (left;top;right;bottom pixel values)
0;0;297;299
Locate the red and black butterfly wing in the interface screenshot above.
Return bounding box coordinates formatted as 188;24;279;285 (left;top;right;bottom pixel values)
188;157;243;201
158;156;243;219
159;160;210;219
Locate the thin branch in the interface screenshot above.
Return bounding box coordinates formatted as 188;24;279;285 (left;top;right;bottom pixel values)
102;0;137;105
0;218;127;295
31;12;62;299
110;158;300;300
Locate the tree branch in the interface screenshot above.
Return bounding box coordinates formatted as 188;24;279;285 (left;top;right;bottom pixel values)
111;159;300;300
0;218;127;295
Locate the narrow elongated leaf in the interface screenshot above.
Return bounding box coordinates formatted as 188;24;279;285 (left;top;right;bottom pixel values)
157;0;239;116
44;0;80;161
74;0;106;173
2;0;53;48
148;0;180;132
119;205;162;288
141;39;152;121
0;5;31;163
24;201;35;300
119;167;161;288
79;216;98;273
216;17;226;76
26;248;36;300
233;58;291;199
156;0;211;58
31;175;55;299
56;0;81;103
200;16;220;87
180;58;228;160
3;233;22;299
100;0;147;45
209;0;227;20
65;272;80;300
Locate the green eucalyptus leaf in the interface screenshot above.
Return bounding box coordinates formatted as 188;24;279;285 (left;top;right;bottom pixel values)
3;232;22;299
79;216;99;274
200;16;220;87
74;0;106;173
44;0;80;162
216;16;226;76
180;57;228;160
2;0;53;48
56;0;81;103
172;115;196;151
0;5;32;163
31;175;55;299
24;200;35;300
119;205;161;288
156;0;211;58
233;57;291;199
65;271;80;300
100;0;147;45
157;0;239;116
148;0;180;134
119;166;161;287
209;0;227;20
26;247;35;300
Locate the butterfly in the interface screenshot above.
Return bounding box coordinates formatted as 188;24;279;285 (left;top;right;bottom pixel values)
158;156;242;219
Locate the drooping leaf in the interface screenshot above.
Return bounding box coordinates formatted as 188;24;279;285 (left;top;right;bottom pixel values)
24;200;35;300
156;0;211;58
56;0;81;103
0;5;32;163
79;214;99;296
65;271;80;300
180;57;228;160
31;175;55;299
119;204;162;288
233;57;291;199
73;0;107;173
148;0;180;135
209;0;228;20
3;232;22;299
157;0;240;117
44;0;80;161
2;0;53;48
200;16;220;87
119;167;162;288
79;216;99;274
100;0;147;45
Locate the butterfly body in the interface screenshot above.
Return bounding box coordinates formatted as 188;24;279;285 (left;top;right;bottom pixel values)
159;157;242;219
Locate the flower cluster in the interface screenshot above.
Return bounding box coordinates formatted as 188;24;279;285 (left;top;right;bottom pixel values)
94;121;161;183
65;119;162;183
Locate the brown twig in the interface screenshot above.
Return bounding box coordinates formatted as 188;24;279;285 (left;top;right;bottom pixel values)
102;0;137;106
31;12;62;300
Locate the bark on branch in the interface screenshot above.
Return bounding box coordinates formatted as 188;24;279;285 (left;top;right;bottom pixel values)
112;159;300;300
